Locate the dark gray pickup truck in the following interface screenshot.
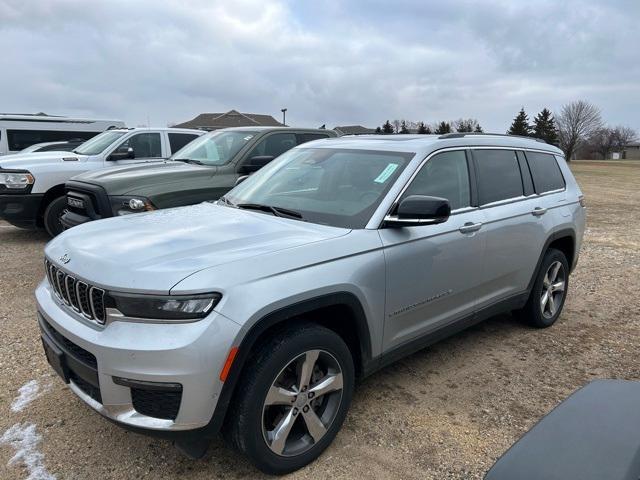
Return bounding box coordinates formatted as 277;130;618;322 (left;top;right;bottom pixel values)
61;127;335;228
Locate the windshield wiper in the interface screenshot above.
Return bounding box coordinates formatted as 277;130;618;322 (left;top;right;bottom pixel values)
174;158;205;165
237;203;304;220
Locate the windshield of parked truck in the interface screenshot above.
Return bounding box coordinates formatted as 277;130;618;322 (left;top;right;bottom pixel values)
171;130;259;166
73;131;127;155
223;147;413;229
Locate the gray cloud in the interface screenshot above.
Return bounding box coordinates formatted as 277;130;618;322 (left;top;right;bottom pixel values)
1;0;638;132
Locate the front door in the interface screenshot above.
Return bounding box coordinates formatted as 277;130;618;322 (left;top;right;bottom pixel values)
380;149;485;351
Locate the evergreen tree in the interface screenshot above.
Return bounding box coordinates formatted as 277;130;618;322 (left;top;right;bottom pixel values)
507;108;532;136
434;121;451;134
399;120;410;134
533;108;559;145
375;126;382;134
474;123;483;133
417;122;429;134
382;120;394;134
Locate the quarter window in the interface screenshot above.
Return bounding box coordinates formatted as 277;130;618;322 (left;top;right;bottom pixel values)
168;133;199;154
401;150;471;210
474;149;523;205
296;133;330;145
525;151;565;193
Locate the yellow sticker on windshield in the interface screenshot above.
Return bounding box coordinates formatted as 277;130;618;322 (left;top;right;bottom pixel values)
374;163;399;183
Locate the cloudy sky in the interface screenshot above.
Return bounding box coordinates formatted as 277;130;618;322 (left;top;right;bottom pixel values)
1;0;639;132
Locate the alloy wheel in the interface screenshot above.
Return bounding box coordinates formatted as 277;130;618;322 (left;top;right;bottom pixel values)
540;260;566;319
261;349;343;457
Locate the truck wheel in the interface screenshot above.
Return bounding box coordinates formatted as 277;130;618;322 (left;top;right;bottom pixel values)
43;196;67;237
519;248;569;328
223;324;354;474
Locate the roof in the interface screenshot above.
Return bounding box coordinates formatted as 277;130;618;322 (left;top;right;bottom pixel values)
624;142;640;148
303;133;564;157
333;125;376;136
173;109;283;130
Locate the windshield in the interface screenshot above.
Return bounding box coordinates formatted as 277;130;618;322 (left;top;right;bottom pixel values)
171;130;259;166
224;147;413;228
73;131;126;155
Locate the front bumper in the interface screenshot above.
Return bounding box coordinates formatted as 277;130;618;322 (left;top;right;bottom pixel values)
0;193;43;228
60;210;91;230
35;280;241;434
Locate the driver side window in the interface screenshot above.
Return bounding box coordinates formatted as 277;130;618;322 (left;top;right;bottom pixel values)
401;150;471;210
248;133;297;159
115;133;162;158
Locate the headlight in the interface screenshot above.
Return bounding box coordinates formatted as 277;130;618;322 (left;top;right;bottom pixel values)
109;195;155;216
107;292;221;321
0;171;35;189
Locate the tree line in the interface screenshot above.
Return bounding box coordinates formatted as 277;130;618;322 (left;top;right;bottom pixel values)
375;118;483;135
375;100;637;161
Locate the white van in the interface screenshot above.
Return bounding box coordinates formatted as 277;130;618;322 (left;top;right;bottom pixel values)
0;113;125;155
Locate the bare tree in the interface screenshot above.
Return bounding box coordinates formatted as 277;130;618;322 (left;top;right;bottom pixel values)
392;119;401;134
453;118;482;133
612;125;637;152
587;128;616;159
556;100;603;161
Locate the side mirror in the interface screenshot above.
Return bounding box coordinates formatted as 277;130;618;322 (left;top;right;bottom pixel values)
239;155;274;174
109;147;135;161
383;195;451;227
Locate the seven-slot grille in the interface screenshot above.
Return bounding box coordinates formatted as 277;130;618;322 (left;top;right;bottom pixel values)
44;259;106;324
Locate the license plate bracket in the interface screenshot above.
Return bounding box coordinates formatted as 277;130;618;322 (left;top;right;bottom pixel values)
41;334;70;383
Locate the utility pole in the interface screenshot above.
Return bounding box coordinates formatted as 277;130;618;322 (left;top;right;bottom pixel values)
281;108;287;126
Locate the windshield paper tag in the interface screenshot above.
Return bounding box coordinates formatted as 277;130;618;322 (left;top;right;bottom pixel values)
374;163;398;183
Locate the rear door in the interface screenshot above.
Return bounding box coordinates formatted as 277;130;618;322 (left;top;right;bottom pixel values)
471;148;547;309
380;149;485;351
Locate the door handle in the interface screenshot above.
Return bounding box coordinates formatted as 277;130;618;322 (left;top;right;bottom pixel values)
459;222;483;234
532;207;548;217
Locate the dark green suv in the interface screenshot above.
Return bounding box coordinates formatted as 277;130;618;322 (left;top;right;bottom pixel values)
61;127;335;228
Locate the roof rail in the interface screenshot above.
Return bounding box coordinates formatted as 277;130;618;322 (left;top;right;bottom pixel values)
438;132;547;143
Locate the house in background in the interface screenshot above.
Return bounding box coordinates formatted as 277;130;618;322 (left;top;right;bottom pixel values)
333;125;376;136
173;109;283;131
622;142;640;159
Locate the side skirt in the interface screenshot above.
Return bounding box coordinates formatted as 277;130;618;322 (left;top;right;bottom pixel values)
363;291;529;377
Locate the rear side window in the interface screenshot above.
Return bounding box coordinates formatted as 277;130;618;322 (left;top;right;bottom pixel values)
474;150;523;205
525;151;565;193
168;133;199;154
402;150;471;210
296;133;329;145
248;133;297;158
6;129;97;151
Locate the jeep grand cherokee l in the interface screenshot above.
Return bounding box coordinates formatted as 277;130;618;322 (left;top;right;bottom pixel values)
36;133;585;474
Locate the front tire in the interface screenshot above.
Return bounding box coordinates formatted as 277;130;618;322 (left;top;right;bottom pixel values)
519;248;569;328
223;324;354;474
43;196;67;237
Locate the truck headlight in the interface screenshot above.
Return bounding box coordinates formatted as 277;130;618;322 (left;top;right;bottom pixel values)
109;195;155;216
107;292;221;321
0;171;35;190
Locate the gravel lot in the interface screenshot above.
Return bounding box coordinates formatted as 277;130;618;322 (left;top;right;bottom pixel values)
1;160;639;479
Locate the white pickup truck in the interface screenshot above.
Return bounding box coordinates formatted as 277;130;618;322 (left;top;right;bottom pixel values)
0;127;203;236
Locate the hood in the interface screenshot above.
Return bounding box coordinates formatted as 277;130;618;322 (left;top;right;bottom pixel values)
45;202;349;294
72;160;212;195
0;151;85;169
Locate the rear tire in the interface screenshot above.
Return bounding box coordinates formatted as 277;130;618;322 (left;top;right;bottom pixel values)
223;324;354;474
43;196;67;237
519;248;569;328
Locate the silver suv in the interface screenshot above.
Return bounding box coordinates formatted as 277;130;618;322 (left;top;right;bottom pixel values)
36;133;585;474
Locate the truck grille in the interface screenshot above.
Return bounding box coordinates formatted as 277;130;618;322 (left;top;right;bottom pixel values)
45;259;106;324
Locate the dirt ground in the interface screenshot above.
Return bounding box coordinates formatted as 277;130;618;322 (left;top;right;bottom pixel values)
1;161;639;479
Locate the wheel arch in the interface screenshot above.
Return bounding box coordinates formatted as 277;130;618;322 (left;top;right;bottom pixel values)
37;183;66;225
207;292;373;436
527;228;576;294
